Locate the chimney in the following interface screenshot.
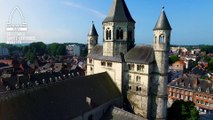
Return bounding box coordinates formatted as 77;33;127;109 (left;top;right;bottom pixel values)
86;97;92;107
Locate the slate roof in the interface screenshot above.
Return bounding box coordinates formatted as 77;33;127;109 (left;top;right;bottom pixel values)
1;69;83;91
154;8;172;30
87;45;123;62
102;106;144;120
103;0;135;23
88;23;98;36
88;45;155;64
125;45;155;64
0;72;121;120
168;74;213;94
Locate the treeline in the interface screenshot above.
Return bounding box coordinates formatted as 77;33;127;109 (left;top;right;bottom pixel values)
0;42;67;61
171;45;213;53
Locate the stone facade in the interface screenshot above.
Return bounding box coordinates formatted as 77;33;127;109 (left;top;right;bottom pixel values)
87;0;172;119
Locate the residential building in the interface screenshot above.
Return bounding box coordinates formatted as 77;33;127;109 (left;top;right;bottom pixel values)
168;74;213;114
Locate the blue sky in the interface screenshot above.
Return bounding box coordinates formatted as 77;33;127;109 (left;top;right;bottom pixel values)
0;0;212;45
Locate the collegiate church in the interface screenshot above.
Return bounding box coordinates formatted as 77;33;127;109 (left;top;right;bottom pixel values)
87;0;172;119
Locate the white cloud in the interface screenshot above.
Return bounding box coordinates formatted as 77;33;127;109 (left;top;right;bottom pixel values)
62;1;106;18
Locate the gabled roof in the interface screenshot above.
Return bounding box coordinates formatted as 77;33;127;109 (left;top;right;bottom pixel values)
88;23;98;36
125;45;155;64
103;0;135;23
88;45;155;64
87;45;123;62
168;74;213;94
154;8;172;30
0;72;121;120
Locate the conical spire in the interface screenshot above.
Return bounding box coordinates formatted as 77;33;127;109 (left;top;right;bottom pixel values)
103;0;135;23
154;7;172;30
88;21;98;36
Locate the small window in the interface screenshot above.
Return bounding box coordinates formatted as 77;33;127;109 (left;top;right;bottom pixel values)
137;65;144;71
101;61;106;66
189;96;192;101
109;30;111;39
128;74;131;80
89;59;92;63
136;86;142;91
129;86;132;90
90;67;93;71
136;76;141;82
106;30;109;40
116;29;120;39
107;62;112;67
106;28;111;40
128;64;134;71
198;87;202;92
159;35;164;43
120;30;123;39
116;28;124;40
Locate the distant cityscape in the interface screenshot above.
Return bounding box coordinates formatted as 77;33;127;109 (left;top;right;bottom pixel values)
0;0;212;120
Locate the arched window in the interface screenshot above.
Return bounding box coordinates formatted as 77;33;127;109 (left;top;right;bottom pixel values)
109;30;111;40
120;30;123;39
116;28;124;40
159;35;164;43
116;30;120;39
106;30;109;40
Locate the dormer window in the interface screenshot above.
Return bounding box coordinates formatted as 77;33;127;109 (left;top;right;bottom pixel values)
182;82;185;87
198;87;202;92
188;83;191;88
206;87;210;93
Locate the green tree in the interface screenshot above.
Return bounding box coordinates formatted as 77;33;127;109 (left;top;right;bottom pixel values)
200;45;213;54
168;100;199;120
208;57;213;72
169;55;179;65
56;44;66;56
28;42;47;56
25;50;36;62
47;43;60;56
47;43;66;56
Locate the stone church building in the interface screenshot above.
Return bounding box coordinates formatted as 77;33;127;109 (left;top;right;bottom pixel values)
87;0;172;119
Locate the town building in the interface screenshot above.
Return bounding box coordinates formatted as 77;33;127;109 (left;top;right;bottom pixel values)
87;0;172;119
0;48;9;56
171;60;185;71
168;74;213;114
66;44;81;56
